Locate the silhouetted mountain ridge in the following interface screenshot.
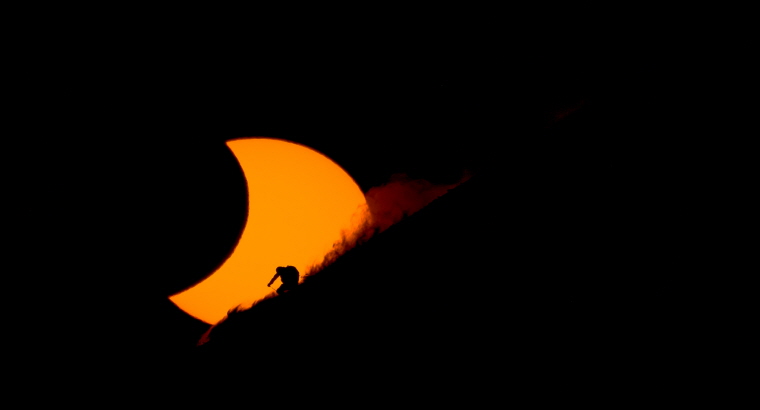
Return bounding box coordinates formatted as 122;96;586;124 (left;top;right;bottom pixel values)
186;155;647;398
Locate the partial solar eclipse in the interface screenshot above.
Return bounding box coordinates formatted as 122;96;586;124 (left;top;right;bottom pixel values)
169;138;369;325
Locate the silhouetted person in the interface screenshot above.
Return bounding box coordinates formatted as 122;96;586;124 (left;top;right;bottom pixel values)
268;265;300;295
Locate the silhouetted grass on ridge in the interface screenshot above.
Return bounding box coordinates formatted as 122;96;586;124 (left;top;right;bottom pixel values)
194;175;479;351
190;161;639;391
193;174;509;359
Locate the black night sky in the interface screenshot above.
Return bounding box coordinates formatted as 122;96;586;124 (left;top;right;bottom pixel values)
23;49;684;403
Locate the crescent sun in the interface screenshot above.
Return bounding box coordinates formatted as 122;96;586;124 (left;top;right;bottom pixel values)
169;137;369;325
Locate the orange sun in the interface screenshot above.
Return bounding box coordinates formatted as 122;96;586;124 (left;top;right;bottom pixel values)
169;138;369;325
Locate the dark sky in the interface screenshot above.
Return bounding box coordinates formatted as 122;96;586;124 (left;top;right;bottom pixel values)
23;55;681;394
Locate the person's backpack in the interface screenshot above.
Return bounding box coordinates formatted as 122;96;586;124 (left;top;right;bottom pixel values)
281;266;299;284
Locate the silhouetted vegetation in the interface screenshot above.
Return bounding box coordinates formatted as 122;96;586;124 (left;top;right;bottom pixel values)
175;89;683;402
186;160;652;400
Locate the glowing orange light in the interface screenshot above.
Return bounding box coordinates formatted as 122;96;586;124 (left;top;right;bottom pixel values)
169;138;369;325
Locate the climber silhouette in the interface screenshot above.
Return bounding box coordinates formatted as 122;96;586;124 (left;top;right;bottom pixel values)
267;265;300;295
